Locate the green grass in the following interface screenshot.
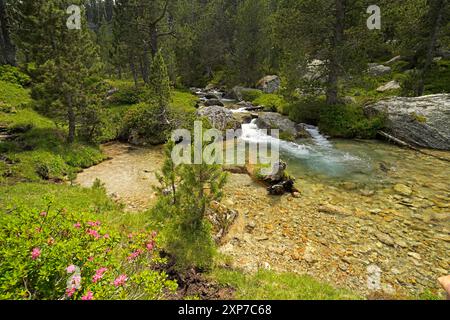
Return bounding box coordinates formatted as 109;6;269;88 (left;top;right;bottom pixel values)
171;90;198;113
0;80;32;108
0;107;106;182
211;269;361;300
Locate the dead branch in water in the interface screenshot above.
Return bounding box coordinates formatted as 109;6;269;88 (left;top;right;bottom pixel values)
378;131;450;163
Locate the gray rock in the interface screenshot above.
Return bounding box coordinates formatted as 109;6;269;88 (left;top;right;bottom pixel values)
377;80;401;92
256;75;281;93
197;106;240;131
365;94;450;150
368;63;392;76
255;112;311;139
204;98;224;107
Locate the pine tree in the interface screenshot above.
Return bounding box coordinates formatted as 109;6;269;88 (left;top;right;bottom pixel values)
149;50;171;109
153;142;228;271
11;0;102;143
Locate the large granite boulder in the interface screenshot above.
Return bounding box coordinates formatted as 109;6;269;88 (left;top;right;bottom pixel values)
197;106;240;131
224;86;256;101
255;112;310;139
256;75;281;93
365;94;450;150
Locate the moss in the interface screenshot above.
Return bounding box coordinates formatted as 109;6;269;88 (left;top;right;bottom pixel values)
412;112;427;123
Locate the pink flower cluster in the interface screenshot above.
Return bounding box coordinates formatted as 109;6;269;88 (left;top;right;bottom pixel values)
127;249;143;262
74;222;82;229
113;274;128;287
92;267;108;283
86;229;101;240
88;221;101;227
66;265;76;274
81;291;94;300
31;248;41;260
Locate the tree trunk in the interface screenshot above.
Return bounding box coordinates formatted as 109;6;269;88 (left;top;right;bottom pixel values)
141;45;150;84
326;0;346;105
150;26;158;57
417;0;445;96
130;60;138;87
66;94;76;144
0;0;16;66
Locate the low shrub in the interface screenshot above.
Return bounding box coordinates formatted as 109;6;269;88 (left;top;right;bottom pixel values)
122;103;171;145
0;65;31;87
288;98;385;138
253;94;288;113
241;89;263;102
0;201;177;300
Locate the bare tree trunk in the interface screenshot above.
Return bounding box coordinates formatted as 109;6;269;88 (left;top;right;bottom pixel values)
417;0;446;96
66;93;76;144
326;0;346;105
0;0;16;66
130;60;138;87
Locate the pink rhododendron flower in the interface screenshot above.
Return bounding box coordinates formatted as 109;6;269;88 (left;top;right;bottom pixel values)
87;229;100;240
66;265;76;274
146;241;154;251
103;234;110;239
81;291;94;300
31;248;41;260
113;274;128;287
92;267;108;283
74;222;81;229
40;211;47;217
87;256;94;262
127;250;143;261
151;231;157;238
66;288;76;298
127;233;134;239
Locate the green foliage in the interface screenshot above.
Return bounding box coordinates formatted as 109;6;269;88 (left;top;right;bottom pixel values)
241;89;263;103
253;94;288;113
148;51;172;109
424;59;450;94
0;65;31;87
108;85;142;105
0;108;105;182
288;98;385;138
153;143;228;272
211;269;361;300
122;103;171;145
0;201;176;300
319;104;385;139
0;80;32;108
170;90;199;113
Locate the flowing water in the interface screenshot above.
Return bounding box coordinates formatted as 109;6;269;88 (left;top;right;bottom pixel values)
75;121;450;297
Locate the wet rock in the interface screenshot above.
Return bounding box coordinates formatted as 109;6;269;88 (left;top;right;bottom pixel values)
375;232;395;246
207;201;239;243
255;112;311;139
364;94;450;150
204;98;224;107
393;184;413;196
318;204;352;216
